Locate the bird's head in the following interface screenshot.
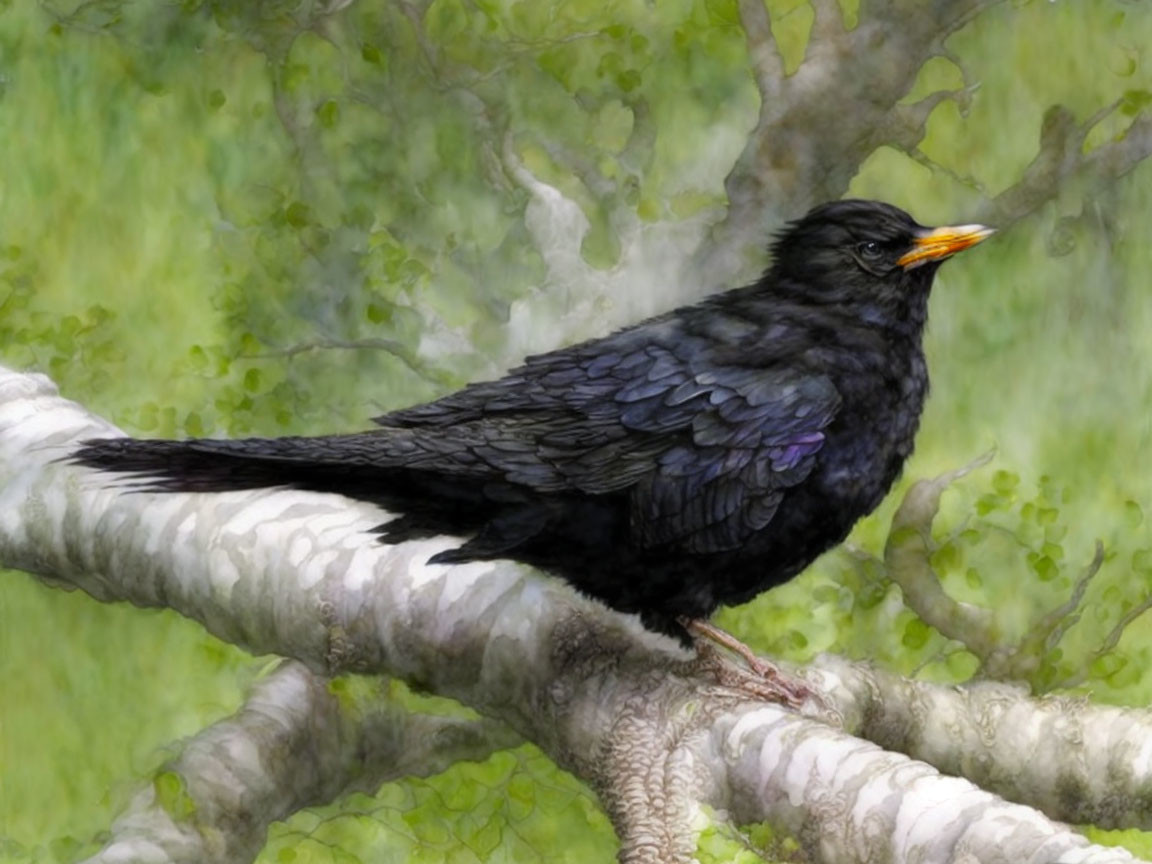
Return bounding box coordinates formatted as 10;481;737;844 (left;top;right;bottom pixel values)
768;199;994;324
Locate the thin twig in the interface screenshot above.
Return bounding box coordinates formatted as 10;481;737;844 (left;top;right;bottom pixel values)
1036;541;1106;653
736;0;785;101
242;338;450;384
1060;592;1152;690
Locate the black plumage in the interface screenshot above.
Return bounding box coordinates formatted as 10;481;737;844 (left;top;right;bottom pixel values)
74;200;993;640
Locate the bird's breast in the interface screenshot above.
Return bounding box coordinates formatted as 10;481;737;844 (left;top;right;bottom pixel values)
816;348;929;512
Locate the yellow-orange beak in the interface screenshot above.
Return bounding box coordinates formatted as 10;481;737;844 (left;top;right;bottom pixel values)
897;224;996;270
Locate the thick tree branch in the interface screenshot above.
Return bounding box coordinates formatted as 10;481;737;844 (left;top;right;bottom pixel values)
718;703;1141;864
698;2;1002;288
809;655;1152;830
83;661;520;863
4;365;1152;863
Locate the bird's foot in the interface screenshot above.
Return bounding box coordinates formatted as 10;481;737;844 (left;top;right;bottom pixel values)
683;618;814;710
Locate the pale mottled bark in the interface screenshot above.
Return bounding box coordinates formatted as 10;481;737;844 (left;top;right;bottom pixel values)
5;366;1152;863
717;704;1139;864
681;1;1152;292
82;661;519;864
808;655;1152;830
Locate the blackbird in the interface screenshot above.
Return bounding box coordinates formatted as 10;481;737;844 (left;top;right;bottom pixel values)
74;200;993;645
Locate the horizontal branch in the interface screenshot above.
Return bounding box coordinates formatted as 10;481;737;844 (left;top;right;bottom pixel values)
3;364;1151;863
240;336;452;385
717;702;1142;864
808;655;1152;830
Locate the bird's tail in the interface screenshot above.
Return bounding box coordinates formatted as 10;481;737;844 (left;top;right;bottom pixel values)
71;434;386;495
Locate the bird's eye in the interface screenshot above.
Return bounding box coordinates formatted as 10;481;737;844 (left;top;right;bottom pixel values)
857;241;883;260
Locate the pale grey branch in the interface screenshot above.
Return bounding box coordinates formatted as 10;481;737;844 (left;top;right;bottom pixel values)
83;661;520;863
3;366;1152;863
719;700;1141;864
884;451;999;656
737;0;785;104
809;654;1152;830
978;108;1152;227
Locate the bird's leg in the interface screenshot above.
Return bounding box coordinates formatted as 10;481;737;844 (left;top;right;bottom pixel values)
685;618;767;668
681;618;813;709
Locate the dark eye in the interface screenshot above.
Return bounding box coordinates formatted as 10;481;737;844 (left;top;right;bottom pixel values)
857;241;883;261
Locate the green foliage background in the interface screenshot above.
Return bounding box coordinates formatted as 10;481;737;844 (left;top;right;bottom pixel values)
2;0;1152;860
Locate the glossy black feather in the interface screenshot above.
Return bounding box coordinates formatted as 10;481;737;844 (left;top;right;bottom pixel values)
74;200;970;640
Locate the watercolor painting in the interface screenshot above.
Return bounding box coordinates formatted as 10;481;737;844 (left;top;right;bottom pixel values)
2;3;1152;862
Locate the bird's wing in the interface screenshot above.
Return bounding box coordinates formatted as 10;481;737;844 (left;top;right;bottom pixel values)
374;338;841;553
626;366;838;552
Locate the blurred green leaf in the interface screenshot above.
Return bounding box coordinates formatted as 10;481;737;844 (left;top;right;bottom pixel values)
965;567;982;589
1132;549;1152;574
1126;500;1144;529
930;542;962;574
284;201;312;228
992;470;1020;495
316;99;340;128
1031;555;1059;582
1120;88;1152;116
902;618;932;650
1090;652;1129;681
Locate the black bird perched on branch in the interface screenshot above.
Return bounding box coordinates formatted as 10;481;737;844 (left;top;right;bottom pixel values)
75;200;992;654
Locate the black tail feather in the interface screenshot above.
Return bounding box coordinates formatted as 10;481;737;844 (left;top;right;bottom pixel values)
70;435;499;541
72;437;309;493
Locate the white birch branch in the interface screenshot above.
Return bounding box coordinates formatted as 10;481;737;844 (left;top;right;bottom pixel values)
809;655;1152;830
717;704;1140;864
82;661;519;863
3;364;1151;863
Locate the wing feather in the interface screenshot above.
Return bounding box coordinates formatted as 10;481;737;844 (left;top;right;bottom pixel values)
367;334;840;552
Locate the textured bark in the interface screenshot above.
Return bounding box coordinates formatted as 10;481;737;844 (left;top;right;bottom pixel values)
694;1;1003;288
4;365;1152;863
83;661;519;863
717;705;1137;864
683;2;1152;293
808;655;1152;830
